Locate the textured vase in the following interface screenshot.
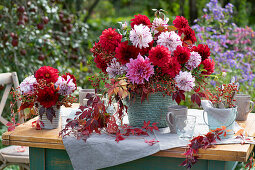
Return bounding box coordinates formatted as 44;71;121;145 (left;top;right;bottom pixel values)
127;92;176;128
39;105;60;129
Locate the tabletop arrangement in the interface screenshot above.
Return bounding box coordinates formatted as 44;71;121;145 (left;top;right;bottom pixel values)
6;8;255;170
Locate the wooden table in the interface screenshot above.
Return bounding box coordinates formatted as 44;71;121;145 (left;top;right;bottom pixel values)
2;110;255;170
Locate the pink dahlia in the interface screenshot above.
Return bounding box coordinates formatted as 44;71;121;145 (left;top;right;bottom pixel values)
148;45;171;67
98;28;122;53
151;17;169;34
130;14;151;28
130;24;153;49
157;31;182;52
126;54;154;84
173;46;191;64
185;51;202;70
174;71;195;92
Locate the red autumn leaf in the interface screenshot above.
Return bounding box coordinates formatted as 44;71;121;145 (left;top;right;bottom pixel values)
198;92;206;98
142;121;150;129
193;86;200;93
144;138;159;146
115;133;125;143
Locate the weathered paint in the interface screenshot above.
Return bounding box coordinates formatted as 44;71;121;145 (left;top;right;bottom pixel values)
29;147;238;170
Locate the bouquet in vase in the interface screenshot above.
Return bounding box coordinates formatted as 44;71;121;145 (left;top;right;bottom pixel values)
13;66;77;129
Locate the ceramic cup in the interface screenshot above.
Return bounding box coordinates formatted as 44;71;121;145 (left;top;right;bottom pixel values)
166;105;188;134
79;89;95;106
235;94;254;121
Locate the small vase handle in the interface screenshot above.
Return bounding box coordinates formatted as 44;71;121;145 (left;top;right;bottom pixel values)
248;101;254;113
203;110;209;126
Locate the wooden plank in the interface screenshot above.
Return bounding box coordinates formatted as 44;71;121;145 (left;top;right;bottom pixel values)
2;139;65;150
238;113;255;137
0;84;12;125
0;73;12;85
153;144;253;162
29;147;45;170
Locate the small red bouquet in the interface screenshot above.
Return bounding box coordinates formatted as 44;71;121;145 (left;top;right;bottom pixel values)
14;66;77;124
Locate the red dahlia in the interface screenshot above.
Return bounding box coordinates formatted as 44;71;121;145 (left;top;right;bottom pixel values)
161;57;181;78
115;41;139;64
148;45;171;67
98;28;122;53
35;66;59;83
130;14;151;28
91;42;114;73
201;58;215;75
173;46;190;64
37;85;59;108
173;16;189;29
192;44;211;61
179;27;197;44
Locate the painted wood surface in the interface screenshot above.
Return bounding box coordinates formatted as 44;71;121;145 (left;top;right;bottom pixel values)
29;147;238;170
3;110;255;162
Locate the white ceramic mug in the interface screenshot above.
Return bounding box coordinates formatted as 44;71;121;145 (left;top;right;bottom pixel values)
79;89;95;106
235;94;254;121
166;105;188;134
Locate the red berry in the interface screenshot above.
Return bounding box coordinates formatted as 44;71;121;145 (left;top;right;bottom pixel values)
23;16;29;23
67;24;72;30
29;8;36;13
17;6;25;13
20;49;27;55
65;18;71;24
37;23;44;30
11;39;19;47
62;26;67;32
10;32;15;38
38;54;45;61
17;20;25;25
59;14;64;21
43;17;49;24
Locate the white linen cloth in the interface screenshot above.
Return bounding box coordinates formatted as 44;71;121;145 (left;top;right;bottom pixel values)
61;107;254;170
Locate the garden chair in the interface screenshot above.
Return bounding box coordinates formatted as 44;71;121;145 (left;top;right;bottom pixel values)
0;72;29;170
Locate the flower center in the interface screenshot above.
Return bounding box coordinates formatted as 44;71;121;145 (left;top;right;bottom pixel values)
45;73;50;78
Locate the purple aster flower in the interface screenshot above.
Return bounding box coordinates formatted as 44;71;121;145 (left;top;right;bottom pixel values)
106;58;127;78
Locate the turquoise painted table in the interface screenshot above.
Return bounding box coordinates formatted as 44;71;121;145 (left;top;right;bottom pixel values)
3;112;255;170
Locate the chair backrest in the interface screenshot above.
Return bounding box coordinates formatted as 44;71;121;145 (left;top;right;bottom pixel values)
0;72;23;125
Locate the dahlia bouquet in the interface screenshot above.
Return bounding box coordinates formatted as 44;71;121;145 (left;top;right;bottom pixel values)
91;11;215;106
13;66;77;123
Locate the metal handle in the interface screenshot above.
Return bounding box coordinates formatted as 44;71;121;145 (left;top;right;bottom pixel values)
203;109;237;128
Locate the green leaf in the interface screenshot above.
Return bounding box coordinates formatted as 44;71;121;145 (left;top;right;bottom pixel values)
0;5;4;10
